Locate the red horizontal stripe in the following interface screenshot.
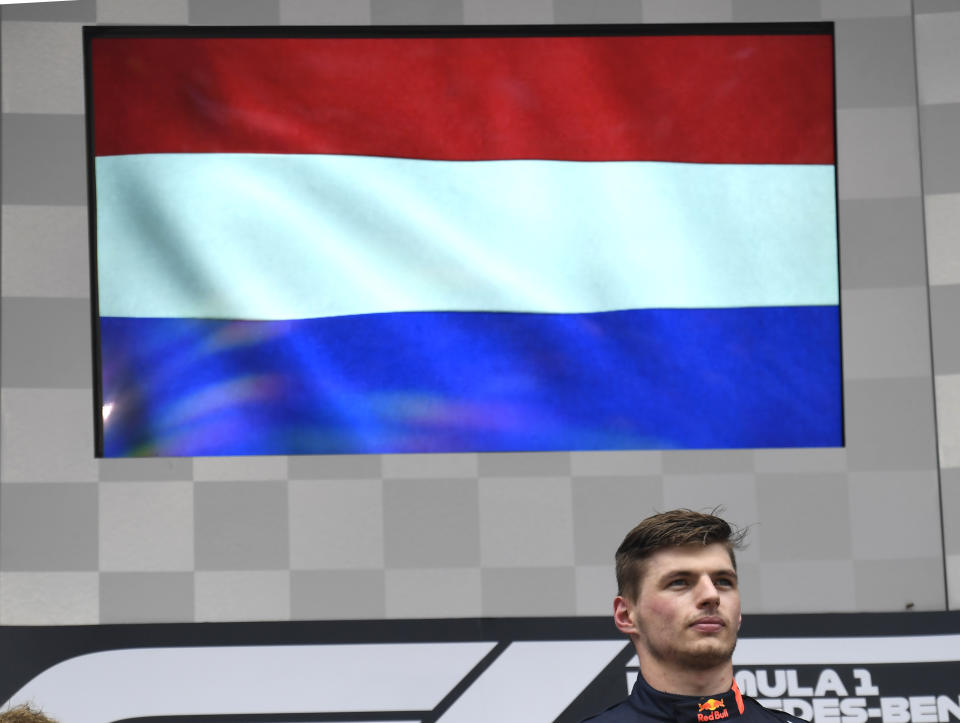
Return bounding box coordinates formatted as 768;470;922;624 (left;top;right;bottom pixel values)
90;33;834;163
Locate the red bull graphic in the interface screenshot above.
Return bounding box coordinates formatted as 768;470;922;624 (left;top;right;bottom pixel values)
699;697;730;721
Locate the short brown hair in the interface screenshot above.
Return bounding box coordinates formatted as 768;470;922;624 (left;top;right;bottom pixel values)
615;508;746;600
0;705;59;723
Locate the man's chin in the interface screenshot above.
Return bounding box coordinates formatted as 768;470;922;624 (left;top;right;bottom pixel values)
676;638;737;670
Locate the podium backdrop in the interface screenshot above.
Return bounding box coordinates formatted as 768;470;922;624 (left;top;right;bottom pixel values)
3;612;958;723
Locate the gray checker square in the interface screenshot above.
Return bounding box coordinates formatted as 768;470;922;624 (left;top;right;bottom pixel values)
834;17;917;109
838;197;927;289
1;114;87;206
99;458;193;482
463;0;553;24
640;0;733;23
931;285;960;374
915;0;960;14
96;0;190;23
188;0;280;24
570;450;662;477
1;21;85;115
288;454;382;480
100;572;194;623
756;473;852;561
279;0;372;24
920;103;960;194
733;561;761;614
478;476;573;567
841;287;932;380
382;453;477;479
2;206;91;298
481;567;576;616
753;447;847;474
370;0;463;24
731;0;820;21
383;478;479;568
0;0;96;22
0;483;98;571
289;478;384;569
662;474;759;561
820;0;910;19
844;378;938;471
848;471;942;559
552;0;643;23
291;570;386;620
1;298;92;389
195;481;289;570
854;559;946;611
478;451;570;477
572;475;663;565
836;107;921;200
193;456;287;482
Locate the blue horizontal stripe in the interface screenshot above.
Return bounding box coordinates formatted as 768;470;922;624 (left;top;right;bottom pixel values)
96;153;838;319
99;307;842;456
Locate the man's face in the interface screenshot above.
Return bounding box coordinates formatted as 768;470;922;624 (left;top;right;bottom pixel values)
616;543;741;671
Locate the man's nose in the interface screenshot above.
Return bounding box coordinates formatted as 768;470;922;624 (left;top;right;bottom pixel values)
695;577;720;607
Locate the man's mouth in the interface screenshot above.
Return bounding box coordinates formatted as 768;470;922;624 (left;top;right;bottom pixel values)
690;616;725;633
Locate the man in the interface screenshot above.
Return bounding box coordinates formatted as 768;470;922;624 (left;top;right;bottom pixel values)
0;705;58;723
583;509;805;722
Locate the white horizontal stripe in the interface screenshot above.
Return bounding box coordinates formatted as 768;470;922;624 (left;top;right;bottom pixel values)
96;154;838;320
626;635;960;667
734;635;960;664
4;643;496;723
437;641;627;722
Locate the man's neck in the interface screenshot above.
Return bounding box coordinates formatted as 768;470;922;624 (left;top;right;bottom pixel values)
636;651;733;697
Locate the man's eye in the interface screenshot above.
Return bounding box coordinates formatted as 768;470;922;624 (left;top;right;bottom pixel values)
715;578;735;588
668;579;688;588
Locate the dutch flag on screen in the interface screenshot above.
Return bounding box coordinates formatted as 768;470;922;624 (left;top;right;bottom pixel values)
89;28;842;457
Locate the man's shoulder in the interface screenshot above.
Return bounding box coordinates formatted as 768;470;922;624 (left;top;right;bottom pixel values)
743;695;809;723
579;698;641;723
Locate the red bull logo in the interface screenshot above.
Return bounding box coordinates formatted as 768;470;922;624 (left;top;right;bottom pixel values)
698;698;729;722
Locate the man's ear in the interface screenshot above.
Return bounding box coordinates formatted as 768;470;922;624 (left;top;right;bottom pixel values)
613;595;638;635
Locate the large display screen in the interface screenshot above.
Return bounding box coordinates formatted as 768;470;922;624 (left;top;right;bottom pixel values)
85;24;841;457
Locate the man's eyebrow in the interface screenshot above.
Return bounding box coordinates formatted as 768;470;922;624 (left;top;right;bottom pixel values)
658;567;738;580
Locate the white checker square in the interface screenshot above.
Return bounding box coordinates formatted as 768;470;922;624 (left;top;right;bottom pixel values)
385;568;482;618
479;476;574;567
1;389;98;482
195;571;291;622
935;373;960;468
574;565;615;616
759;560;857;612
926;192;960;286
99;482;194;571
915;11;960;105
0;572;99;625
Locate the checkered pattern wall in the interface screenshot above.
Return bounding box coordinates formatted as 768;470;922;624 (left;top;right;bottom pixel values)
2;0;957;625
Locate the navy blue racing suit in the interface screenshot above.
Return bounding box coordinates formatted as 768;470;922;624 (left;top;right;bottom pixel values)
582;671;808;723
